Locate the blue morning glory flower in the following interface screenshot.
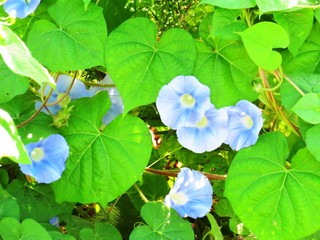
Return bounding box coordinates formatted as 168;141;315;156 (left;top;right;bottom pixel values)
164;167;213;219
156;76;211;130
176;105;228;153
35;74;91;115
89;74;124;125
224;100;263;151
19;134;69;184
4;0;41;19
49;216;60;228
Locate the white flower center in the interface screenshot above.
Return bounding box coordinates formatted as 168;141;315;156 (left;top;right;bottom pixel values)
30;147;45;162
170;191;189;205
241;113;254;129
180;94;195;107
196;116;208;128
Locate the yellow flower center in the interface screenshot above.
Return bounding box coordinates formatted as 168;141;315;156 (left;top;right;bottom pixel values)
30;147;45;162
196;116;208;128
170;192;189;205
242;114;254;129
180;94;195;107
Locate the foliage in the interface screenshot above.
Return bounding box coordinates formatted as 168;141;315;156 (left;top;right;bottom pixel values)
1;0;320;239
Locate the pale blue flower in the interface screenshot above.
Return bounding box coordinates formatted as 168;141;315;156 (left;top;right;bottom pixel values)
19;134;69;184
35;74;91;115
224;100;263;151
89;74;124;125
176;105;228;153
164;167;213;219
4;0;41;18
156;76;211;129
49;216;59;228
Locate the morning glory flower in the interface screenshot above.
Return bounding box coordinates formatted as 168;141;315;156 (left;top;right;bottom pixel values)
19;134;69;184
49;216;60;228
156;76;211;129
165;167;213;219
3;0;41;19
35;74;91;115
224;100;263;151
176;105;228;153
89;74;124;125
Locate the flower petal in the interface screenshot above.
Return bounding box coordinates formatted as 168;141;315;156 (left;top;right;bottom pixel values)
156;76;211;129
4;0;40;18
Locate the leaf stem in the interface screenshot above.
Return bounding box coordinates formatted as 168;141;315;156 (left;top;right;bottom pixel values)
282;74;305;97
133;184;149;203
145;168;227;181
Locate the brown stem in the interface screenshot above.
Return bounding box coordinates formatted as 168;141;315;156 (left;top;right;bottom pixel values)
145;168;227;181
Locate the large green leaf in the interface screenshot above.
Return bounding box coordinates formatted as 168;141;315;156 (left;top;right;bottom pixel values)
0;59;29;103
239;22;289;71
193;40;258;107
274;9;313;56
292;93;320;124
280;73;320;111
7;180;74;222
52;91;152;204
201;0;256;9
0;186;20;220
129;202;194;240
105;17;196;113
0;109;30;164
27;0;107;72
0;218;51;240
225;132;320;240
0;25;54;87
79;223;122;240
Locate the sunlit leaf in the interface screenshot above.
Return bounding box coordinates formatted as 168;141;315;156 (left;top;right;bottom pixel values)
201;0;256;9
306;124;320;161
105;17;196;113
52;91;152;204
0;25;54;87
129;202;194;240
0;109;30;164
292;93;320;124
239;22;289;71
256;0;298;13
225;132;320;240
79;223;122;240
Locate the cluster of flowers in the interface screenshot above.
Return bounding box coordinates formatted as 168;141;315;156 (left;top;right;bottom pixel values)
3;0;41;19
156;76;263;153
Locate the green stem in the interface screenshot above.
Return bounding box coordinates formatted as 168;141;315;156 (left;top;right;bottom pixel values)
133;184;149;203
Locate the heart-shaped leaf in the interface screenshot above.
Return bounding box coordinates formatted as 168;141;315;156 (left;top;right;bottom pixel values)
201;0;256;9
238;22;289;71
306;124;320;161
27;0;107;72
105;17;196;113
256;0;298;13
225;132;320;240
79;223;122;240
292;93;320;124
52;91;152;205
129;202;194;240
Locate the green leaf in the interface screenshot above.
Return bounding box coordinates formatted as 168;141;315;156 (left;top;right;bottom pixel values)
280;73;320;111
27;0;107;72
306;125;320;161
79;223;122;240
256;0;298;13
193;40;258;107
201;0;256;9
211;8;247;41
105;17;196;113
292;93;320;124
225;132;320;240
7;180;74;222
129;202;194;240
315;9;320;23
0;59;29;103
0;218;51;240
52;91;152;204
0;186;20;220
0;25;54;87
0;109;30;164
49;231;76;240
206;213;223;240
274;9;313;56
239;22;289;71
